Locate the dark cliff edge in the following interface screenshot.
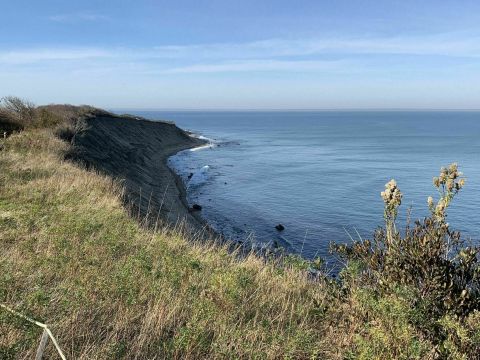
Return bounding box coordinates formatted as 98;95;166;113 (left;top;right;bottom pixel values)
67;112;207;232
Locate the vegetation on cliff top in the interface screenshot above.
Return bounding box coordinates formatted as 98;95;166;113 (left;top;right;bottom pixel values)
1;99;479;359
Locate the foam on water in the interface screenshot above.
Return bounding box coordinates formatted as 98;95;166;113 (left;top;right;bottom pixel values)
188;165;210;188
169;133;212;166
188;134;216;152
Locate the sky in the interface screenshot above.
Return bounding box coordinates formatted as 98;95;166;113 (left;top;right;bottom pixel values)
1;0;480;109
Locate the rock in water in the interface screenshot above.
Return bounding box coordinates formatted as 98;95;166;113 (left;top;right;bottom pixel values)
191;204;202;211
275;224;285;231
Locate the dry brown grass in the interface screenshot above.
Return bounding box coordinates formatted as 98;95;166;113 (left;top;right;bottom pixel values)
0;129;333;359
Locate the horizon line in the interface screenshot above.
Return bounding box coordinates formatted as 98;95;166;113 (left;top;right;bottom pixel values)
111;107;480;112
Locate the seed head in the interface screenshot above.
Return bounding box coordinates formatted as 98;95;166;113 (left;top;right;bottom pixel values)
432;163;465;194
427;196;434;207
381;179;402;208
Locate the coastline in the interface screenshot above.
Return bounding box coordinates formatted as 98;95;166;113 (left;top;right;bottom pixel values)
167;145;213;232
69;112;213;235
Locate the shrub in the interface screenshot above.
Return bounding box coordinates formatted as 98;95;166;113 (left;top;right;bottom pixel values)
348;287;430;359
35;108;64;128
332;163;480;357
54;123;76;142
0;109;24;135
0;97;86;133
438;311;480;357
0;96;36;128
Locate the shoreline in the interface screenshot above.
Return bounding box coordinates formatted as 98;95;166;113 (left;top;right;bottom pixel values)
166;144;213;232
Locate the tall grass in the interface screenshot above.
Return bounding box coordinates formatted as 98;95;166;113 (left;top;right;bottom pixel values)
0;129;332;359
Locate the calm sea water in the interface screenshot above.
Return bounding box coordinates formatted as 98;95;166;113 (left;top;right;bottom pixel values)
128;111;480;261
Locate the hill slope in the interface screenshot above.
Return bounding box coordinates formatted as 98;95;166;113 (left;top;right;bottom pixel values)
67;112;205;230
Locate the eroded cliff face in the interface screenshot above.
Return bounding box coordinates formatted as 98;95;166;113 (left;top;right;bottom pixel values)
69;112;205;230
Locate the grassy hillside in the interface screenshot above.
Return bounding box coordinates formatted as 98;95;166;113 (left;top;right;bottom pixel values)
1;100;479;359
0;129;335;358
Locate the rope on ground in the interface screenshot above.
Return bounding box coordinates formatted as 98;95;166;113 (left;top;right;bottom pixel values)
0;303;67;360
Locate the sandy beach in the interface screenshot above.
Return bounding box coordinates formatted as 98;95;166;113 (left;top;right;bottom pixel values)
69;112;208;233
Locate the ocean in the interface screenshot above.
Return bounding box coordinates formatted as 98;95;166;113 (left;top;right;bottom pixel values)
129;110;480;262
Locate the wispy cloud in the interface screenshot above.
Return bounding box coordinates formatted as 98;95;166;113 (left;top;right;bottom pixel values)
1;32;480;73
163;59;347;74
151;33;480;59
0;48;111;64
48;12;110;23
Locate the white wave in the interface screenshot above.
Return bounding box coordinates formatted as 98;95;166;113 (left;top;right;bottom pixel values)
189;143;213;152
188;165;210;188
189;132;214;142
196;135;211;141
188;133;216;152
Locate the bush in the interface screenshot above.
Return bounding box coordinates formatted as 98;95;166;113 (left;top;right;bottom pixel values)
54;123;76;142
0;98;116;137
332;163;480;358
0;96;36;128
0;97;86;133
348;287;430;359
36;108;64;128
0;109;24;135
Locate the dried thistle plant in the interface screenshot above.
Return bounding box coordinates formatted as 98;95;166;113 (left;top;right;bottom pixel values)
381;179;402;243
429;163;466;222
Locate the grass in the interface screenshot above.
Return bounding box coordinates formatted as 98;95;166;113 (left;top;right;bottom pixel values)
0;129;334;359
1;102;479;359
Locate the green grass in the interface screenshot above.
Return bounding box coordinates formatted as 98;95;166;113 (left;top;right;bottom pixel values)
0;129;334;359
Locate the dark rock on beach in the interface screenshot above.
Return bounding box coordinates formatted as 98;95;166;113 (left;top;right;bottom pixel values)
191;204;202;211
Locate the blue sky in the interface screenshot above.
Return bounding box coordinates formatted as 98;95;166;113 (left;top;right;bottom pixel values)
1;0;480;109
